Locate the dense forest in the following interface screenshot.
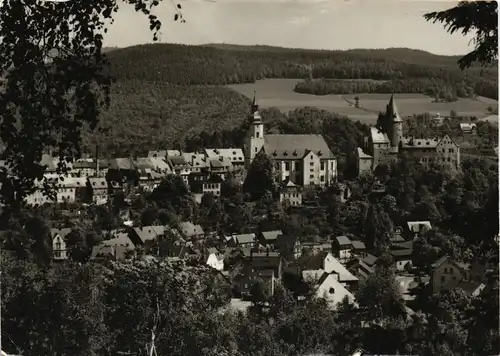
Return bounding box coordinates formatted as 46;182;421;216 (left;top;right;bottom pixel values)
294;78;479;102
105;43;498;99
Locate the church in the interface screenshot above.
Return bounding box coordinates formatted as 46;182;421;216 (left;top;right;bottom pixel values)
245;93;337;187
357;95;461;175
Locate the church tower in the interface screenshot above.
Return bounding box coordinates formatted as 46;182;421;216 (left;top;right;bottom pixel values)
386;94;403;148
245;90;265;167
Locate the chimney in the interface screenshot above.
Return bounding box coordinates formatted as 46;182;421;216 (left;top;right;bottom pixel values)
96;144;100;177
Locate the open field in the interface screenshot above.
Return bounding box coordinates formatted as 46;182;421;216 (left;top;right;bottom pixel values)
228;79;498;125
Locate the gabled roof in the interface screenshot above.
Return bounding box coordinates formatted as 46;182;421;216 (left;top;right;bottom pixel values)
263;134;335;160
390;240;414;250
247;252;281;268
168;156;188;167
134;157;155;170
280;179;300;190
431;255;471;271
401;137;439;149
51;228;72;239
357;147;372;159
298;251;329;270
335;235;351;246
133;226;164;243
178;221;204;237
362;253;378;267
232;233;255;245
204;148;245;162
316;272;356;308
110;157;134;170
370;127;390;144
88;177;108;188
327;255;358;282
148;150;166;158
351;240;366;250
407;221;432;233
389;249;413;258
260;230;283;242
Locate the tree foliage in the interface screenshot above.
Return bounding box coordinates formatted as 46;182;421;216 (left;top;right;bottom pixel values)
424;1;498;69
0;0;165;208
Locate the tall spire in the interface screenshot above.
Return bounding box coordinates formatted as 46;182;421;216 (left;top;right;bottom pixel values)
387;94;402;122
251;89;259;113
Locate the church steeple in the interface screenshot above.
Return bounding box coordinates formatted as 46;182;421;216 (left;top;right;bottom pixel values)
250;89;262;122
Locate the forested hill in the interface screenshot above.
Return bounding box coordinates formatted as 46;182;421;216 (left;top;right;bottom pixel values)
105;43;498;99
202;43;465;67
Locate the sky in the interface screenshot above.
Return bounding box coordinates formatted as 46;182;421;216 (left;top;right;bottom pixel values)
103;0;475;56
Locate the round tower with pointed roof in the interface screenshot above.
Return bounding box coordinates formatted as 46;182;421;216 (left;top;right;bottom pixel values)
246;90;265;166
386;94;403;149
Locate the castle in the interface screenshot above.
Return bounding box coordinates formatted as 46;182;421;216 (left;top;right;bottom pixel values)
245;92;337;187
357;95;461;175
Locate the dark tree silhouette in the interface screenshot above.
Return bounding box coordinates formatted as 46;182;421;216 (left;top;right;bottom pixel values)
424;1;498;69
0;0;180;210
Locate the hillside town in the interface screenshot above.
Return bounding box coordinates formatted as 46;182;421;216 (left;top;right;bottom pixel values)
1;95;495;317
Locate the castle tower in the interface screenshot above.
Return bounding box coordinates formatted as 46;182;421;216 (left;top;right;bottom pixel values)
245;90;265;167
386;94;403;148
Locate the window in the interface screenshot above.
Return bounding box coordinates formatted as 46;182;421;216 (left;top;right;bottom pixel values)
254;147;258;153
285;162;290;171
320;176;325;182
55;242;61;250
329;287;335;294
441;276;445;282
310;162;314;167
320;162;325;170
256;132;260;138
449;148;454;153
309;174;314;179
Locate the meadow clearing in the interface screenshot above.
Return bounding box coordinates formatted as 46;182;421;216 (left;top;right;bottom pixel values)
228;79;498;125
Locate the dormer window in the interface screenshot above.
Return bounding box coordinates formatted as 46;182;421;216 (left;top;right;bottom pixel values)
293;150;297;156
283;151;288;156
273;151;277;156
318;150;322;156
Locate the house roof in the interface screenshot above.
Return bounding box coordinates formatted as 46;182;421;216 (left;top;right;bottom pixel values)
247;252;281;268
260;230;283;241
335;235;351;246
370;127;390;144
111;158;134;170
263;134;335;160
134;157;155;170
149;157;171;172
183;152;208;168
168;156;188;167
90;244;131;260
316;272;356;308
298;251;329;270
357;147;372;159
58;177;88;188
431;255;471;271
205;148;245;162
148;150;166;158
40;154;57;171
233;233;255;245
178;221;204;237
51;228;72;239
391;240;414;250
362;253;378;267
351;240;366;250
102;231;135;248
407;221;432;233
280;179;300;190
327;255;358;282
459;123;477;131
73;159;96;169
133;226;164;243
457;281;485;296
401;137;439;149
389;249;413;258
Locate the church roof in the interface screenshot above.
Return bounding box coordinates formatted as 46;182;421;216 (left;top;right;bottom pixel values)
263;134;334;160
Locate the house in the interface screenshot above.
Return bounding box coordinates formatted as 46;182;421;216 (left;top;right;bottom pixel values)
71;158;97;177
148;150;167;158
51;228;71;260
315;272;356;309
178;221;205;240
258;230;283;247
391;226;406;243
230;233;256;249
351;240;366;256
204;148;245;169
167;156;191;185
389;248;413;271
244;250;283;280
430;255;473;294
91;231;135;261
87;177;108;205
245;93;337;186
108;157;137;182
279;179;303;207
356;147;373;176
405;221;432;240
183;152;209;173
274;234;301;260
130;225;165;250
459;122;477;135
206;247;225;271
332;235;352;262
189;172;222;197
298;251;359;291
208;157;232;179
137;169;164;191
234;266;278;298
336;183;352;203
148;157;172;174
348;259;375;280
